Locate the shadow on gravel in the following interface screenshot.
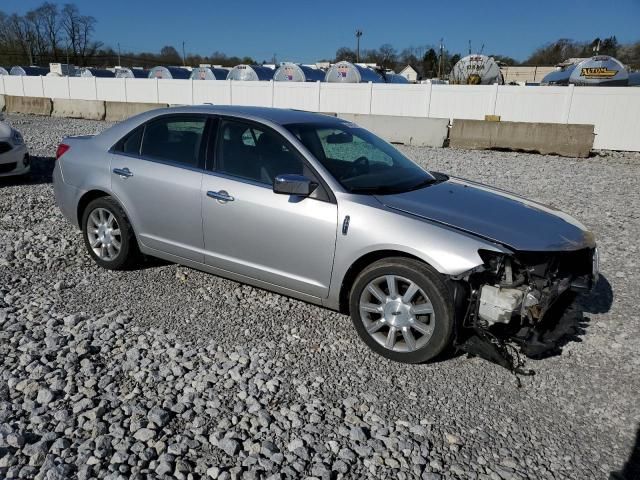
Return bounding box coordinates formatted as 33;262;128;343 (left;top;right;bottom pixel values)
580;274;614;314
0;155;55;187
610;424;640;480
523;274;612;360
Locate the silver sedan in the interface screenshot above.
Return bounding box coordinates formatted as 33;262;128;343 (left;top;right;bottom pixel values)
53;106;598;364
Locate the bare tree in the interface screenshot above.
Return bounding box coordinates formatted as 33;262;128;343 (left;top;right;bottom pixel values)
25;7;50;63
335;47;357;63
159;45;181;64
39;2;62;61
61;3;99;65
377;43;397;69
6;13;36;64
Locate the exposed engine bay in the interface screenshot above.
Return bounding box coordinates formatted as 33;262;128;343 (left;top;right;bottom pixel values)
453;247;599;377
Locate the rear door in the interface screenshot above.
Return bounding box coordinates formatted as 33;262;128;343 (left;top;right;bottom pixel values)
201;118;338;298
109;114;209;262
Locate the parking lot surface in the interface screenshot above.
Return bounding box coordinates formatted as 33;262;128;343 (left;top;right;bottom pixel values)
1;113;639;479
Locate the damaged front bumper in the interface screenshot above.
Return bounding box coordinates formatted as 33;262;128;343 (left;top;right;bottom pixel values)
453;246;598;370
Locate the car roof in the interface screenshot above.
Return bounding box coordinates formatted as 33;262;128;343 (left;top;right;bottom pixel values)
168;105;340;126
92;105;345;151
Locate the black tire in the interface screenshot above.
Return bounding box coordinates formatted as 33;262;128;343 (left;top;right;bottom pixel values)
349;257;454;364
81;196;139;270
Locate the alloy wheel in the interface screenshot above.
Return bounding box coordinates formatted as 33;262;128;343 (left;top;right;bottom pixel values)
86;207;122;261
359;274;436;352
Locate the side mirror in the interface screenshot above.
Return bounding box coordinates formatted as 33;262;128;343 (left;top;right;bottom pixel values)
273;174;317;197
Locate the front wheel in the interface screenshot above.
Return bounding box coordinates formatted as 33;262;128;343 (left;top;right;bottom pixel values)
349;257;454;363
81;196;139;270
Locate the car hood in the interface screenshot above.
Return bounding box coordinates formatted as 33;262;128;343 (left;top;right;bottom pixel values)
376;178;595;251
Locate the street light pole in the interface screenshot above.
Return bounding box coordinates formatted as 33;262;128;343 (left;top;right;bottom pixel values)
356;30;363;63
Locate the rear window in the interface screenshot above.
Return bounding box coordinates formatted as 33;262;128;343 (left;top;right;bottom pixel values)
140;116;207;167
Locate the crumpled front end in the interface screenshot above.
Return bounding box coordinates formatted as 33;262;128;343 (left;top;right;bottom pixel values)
454;246;598;369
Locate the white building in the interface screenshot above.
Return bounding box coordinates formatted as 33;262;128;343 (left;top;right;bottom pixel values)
399;65;418;83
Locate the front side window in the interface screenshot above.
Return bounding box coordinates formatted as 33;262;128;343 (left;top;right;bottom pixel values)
216;120;305;184
140;116;206;167
287;122;435;194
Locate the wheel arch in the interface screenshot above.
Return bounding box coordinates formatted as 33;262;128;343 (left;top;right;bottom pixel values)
338;250;430;315
77;189;111;228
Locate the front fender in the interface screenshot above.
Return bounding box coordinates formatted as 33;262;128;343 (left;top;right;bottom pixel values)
325;195;509;310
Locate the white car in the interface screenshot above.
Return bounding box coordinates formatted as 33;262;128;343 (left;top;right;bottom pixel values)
0;119;30;177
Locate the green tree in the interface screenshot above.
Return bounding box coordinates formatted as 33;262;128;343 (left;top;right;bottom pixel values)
422;48;438;78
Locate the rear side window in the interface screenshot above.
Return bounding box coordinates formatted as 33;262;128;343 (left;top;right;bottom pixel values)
140;116;207;167
122;128;143;155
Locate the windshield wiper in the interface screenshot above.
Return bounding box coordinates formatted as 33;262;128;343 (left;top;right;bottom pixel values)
403;178;439;192
349;186;400;195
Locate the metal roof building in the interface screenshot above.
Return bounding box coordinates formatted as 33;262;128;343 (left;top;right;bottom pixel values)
115;67;148;79
190;67;229;80
10;66;50;76
273;63;325;82
324;61;384;83
148;66;192;79
226;65;275;81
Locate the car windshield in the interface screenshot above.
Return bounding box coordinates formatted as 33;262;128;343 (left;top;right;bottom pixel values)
285;122;436;194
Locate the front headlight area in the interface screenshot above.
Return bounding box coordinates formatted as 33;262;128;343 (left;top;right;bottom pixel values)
11;129;25;146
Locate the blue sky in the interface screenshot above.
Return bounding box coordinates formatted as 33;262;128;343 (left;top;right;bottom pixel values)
2;0;639;62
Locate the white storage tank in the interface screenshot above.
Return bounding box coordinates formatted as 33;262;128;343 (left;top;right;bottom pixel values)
273;63;325;82
79;68;115;78
190;66;229;80
226;65;275;81
324;61;383;83
115;67;148;78
568;55;629;86
450;55;503;85
10;66;50;76
148;66;192;79
0;67;8;76
540;65;576;86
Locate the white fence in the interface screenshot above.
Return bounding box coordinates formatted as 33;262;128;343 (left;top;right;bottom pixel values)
1;75;639;151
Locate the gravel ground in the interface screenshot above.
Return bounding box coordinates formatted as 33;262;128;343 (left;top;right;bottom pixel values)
1;113;639;480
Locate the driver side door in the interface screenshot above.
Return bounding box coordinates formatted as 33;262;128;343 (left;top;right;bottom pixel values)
201;119;338;299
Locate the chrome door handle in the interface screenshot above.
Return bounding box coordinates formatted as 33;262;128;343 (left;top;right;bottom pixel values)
207;190;234;203
113;167;133;178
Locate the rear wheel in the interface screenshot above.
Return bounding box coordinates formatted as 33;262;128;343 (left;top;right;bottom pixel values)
81;197;139;270
349;257;454;363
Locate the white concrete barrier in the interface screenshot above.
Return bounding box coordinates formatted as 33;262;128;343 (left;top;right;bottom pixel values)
338;113;449;147
105;101;168;122
52;98;105;120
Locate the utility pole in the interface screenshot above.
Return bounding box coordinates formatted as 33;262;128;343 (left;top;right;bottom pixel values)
117;42;122;67
182;41;186;66
438;38;444;79
355;30;363;63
